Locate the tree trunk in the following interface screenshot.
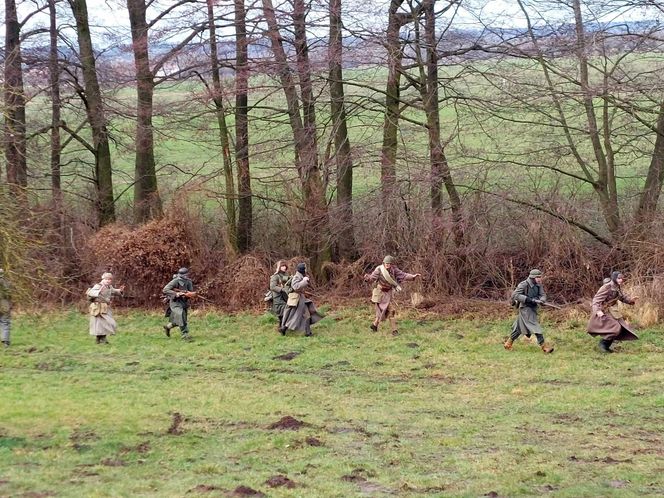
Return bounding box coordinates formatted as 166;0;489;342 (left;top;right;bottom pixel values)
127;0;162;223
68;0;116;225
329;0;356;260
3;0;27;192
49;0;62;208
235;0;253;253
636;102;664;223
380;0;408;253
207;0;238;254
262;0;329;275
421;0;463;245
572;0;621;235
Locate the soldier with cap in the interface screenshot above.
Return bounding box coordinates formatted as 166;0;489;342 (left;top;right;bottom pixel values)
86;272;125;345
269;260;291;334
162;267;196;341
0;269;11;348
363;255;420;336
587;271;638;353
505;269;554;353
280;262;323;336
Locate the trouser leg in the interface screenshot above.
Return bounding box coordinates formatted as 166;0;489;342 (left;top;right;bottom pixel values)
510;320;522;341
0;315;10;345
180;309;189;335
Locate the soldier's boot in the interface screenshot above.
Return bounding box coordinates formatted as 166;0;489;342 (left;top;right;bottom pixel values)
2;341;9;348
370;323;378;332
503;338;514;350
541;343;554;354
96;336;102;344
181;333;193;342
278;326;287;336
599;339;614;353
163;323;172;337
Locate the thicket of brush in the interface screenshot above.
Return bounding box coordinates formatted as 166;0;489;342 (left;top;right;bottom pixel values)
4;187;664;328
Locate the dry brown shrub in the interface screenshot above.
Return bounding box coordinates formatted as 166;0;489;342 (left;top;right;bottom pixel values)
81;209;219;306
201;254;271;311
321;257;368;297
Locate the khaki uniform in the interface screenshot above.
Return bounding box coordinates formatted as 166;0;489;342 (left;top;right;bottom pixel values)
86;283;122;337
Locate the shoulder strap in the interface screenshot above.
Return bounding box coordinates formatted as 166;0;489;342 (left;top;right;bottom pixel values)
379;265;402;292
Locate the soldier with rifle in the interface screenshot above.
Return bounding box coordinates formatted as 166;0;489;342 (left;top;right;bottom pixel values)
162;267;197;342
505;269;555;354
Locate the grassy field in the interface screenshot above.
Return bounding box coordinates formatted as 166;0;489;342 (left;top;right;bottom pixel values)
1;307;662;497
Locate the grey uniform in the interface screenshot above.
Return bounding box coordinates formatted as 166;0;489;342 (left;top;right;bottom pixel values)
163;275;194;334
0;274;11;346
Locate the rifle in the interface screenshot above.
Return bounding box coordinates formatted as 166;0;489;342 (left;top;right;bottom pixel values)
536;300;563;310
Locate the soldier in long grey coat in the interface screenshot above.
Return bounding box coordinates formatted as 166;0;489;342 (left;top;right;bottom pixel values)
86;272;124;344
587;271;638;353
0;269;11;348
363;255;420;336
280;263;322;336
163;267;196;341
504;269;554;353
269;260;291;335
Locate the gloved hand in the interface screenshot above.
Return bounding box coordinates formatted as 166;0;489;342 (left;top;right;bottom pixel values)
525;297;537;305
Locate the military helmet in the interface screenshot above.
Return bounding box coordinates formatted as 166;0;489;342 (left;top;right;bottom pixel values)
529;269;543;278
383;255;395;264
177;267;189;275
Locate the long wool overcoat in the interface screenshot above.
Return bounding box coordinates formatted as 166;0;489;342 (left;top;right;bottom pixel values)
86;283;122;336
281;272;323;334
587;282;638;341
511;278;546;336
163;275;194;329
269;261;290;319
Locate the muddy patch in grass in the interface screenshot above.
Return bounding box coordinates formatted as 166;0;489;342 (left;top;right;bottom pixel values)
229;485;265;496
167;412;184;435
341;469;392;494
328;425;374;437
305;436;323;446
188;484;223;493
268;416;308;430
265;475;297;488
100;458;126;467
272;351;301;361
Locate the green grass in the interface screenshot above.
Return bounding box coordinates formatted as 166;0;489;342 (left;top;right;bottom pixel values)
1;307;662;496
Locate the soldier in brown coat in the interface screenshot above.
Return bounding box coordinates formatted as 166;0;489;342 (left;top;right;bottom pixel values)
587;271;638;353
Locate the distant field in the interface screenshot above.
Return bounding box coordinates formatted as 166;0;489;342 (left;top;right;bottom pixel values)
1;307;662;496
22;54;661;213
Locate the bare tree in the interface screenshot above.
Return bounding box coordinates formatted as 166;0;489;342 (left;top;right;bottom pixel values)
68;0;116;225
329;0;357;259
48;0;62;208
261;0;330;274
4;0;28;192
235;0;252;253
206;0;238;254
